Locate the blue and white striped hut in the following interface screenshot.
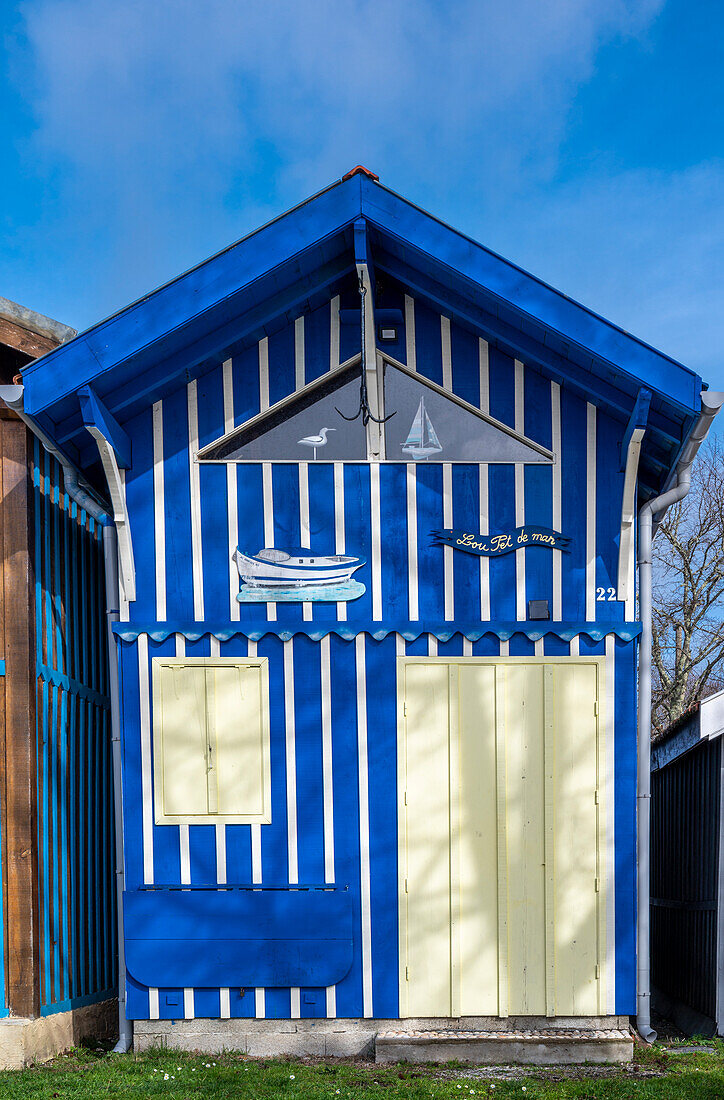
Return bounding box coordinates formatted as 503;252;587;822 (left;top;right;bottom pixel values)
10;166;720;1061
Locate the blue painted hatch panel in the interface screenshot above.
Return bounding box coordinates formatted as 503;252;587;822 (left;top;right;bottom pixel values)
123;888;354;988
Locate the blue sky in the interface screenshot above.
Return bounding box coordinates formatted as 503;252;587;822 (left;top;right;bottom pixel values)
1;0;722;386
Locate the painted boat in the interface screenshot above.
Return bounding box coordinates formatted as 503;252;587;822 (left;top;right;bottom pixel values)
234;547;365;588
401;395;443;459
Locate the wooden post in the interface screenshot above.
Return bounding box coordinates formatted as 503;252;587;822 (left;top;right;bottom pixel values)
0;410;39;1018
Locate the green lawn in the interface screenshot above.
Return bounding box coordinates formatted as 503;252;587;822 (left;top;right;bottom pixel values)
1;1042;723;1099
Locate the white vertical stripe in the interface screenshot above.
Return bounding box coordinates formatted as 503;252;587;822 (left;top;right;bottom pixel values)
551;382;562;621
209;639;227;893
330;295;340;371
499;638;509;656
187;380;204;621
320;635;335;884
223;358;234;433
295;316;305;391
179;825;190;883
248;634;265;1019
223;359;240;622
370;463;382;620
534;638;544;657
463;637;472;656
334;463;347;621
427;635;438;657
148;987;159;1020
259;337;269;411
320;643;337;1021
441;315;452;391
404;295;416;371
479;464;490;620
514;360;526;621
569;635;579;657
138;634;154;885
219;988;230;1018
406;465;419;621
290;986;301;1019
605;634;617;1013
586;403;597;620
284;640;298;884
299;463;312;621
176;627;192;1030
355;635;373;1017
443;463;454;621
396;633;406;657
479;338;489;414
262;462;276;622
152;400;167;621
118;469;130;622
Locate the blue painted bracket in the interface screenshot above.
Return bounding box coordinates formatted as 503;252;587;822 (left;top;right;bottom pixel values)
123;887;354;988
619;388;651;471
354;216;374;286
78;385;132;469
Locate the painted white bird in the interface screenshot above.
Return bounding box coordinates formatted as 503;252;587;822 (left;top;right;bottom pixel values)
297;427;336;460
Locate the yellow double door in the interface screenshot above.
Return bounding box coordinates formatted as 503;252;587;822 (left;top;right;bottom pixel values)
398;657;606;1019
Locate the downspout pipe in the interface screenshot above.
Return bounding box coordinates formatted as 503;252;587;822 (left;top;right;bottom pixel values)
104;524;132;1053
0;385;131;1050
636;390;724;1042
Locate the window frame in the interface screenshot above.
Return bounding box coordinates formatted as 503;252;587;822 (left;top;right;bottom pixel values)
196;352;555;465
151;656;271;826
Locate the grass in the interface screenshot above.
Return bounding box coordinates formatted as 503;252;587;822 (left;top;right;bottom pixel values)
0;1041;723;1099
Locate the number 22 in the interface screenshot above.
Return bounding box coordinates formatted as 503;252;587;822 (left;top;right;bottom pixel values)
596;586;617;602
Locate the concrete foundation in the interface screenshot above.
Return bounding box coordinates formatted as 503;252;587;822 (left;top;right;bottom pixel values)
0;998;116;1070
134;1015;632;1062
375;1027;633;1064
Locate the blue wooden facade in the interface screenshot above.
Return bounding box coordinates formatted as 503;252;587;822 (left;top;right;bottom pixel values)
16;170;707;1031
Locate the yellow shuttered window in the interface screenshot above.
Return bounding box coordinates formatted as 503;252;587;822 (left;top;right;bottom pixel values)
152;657;271;825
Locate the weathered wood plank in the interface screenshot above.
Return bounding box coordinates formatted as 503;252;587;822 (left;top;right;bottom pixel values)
0;318;58;359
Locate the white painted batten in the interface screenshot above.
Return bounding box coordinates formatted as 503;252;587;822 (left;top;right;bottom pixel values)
404;295;416;371
406;465;419;621
187;380;204;622
551;382;562;621
355;635;374;1017
152;400;167;622
586;403;597;620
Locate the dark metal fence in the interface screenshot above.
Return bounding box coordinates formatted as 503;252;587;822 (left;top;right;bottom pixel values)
651;733;720;1024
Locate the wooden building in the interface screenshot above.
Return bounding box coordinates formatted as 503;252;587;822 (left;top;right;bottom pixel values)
7;169;716;1061
0;300;116;1066
651;693;724;1037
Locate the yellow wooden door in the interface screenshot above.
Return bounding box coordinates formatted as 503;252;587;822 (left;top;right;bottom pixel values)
399;657;604;1019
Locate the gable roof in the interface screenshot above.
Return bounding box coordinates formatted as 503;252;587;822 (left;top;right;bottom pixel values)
18;168;704;496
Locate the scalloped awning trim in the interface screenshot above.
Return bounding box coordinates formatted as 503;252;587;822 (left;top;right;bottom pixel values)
112;621;641;644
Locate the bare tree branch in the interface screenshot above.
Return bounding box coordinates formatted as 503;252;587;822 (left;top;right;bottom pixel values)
651;439;724;734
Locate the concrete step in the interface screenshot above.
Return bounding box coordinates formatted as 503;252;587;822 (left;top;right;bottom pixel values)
375;1027;634;1065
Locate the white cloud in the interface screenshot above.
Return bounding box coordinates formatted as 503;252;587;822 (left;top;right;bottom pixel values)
19;0;721;383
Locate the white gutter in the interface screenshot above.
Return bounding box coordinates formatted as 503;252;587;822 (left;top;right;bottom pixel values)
636;389;724;1042
0;385;131;1052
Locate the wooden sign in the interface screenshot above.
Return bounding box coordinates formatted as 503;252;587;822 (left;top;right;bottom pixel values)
432;526;571;557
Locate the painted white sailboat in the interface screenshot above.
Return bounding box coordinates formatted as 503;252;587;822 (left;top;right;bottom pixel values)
401;396;442;460
234;547;365;588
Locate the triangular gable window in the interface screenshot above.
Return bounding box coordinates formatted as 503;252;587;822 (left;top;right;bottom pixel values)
198;355;553;464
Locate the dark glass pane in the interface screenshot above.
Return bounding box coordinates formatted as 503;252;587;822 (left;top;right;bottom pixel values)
383;364;549;463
